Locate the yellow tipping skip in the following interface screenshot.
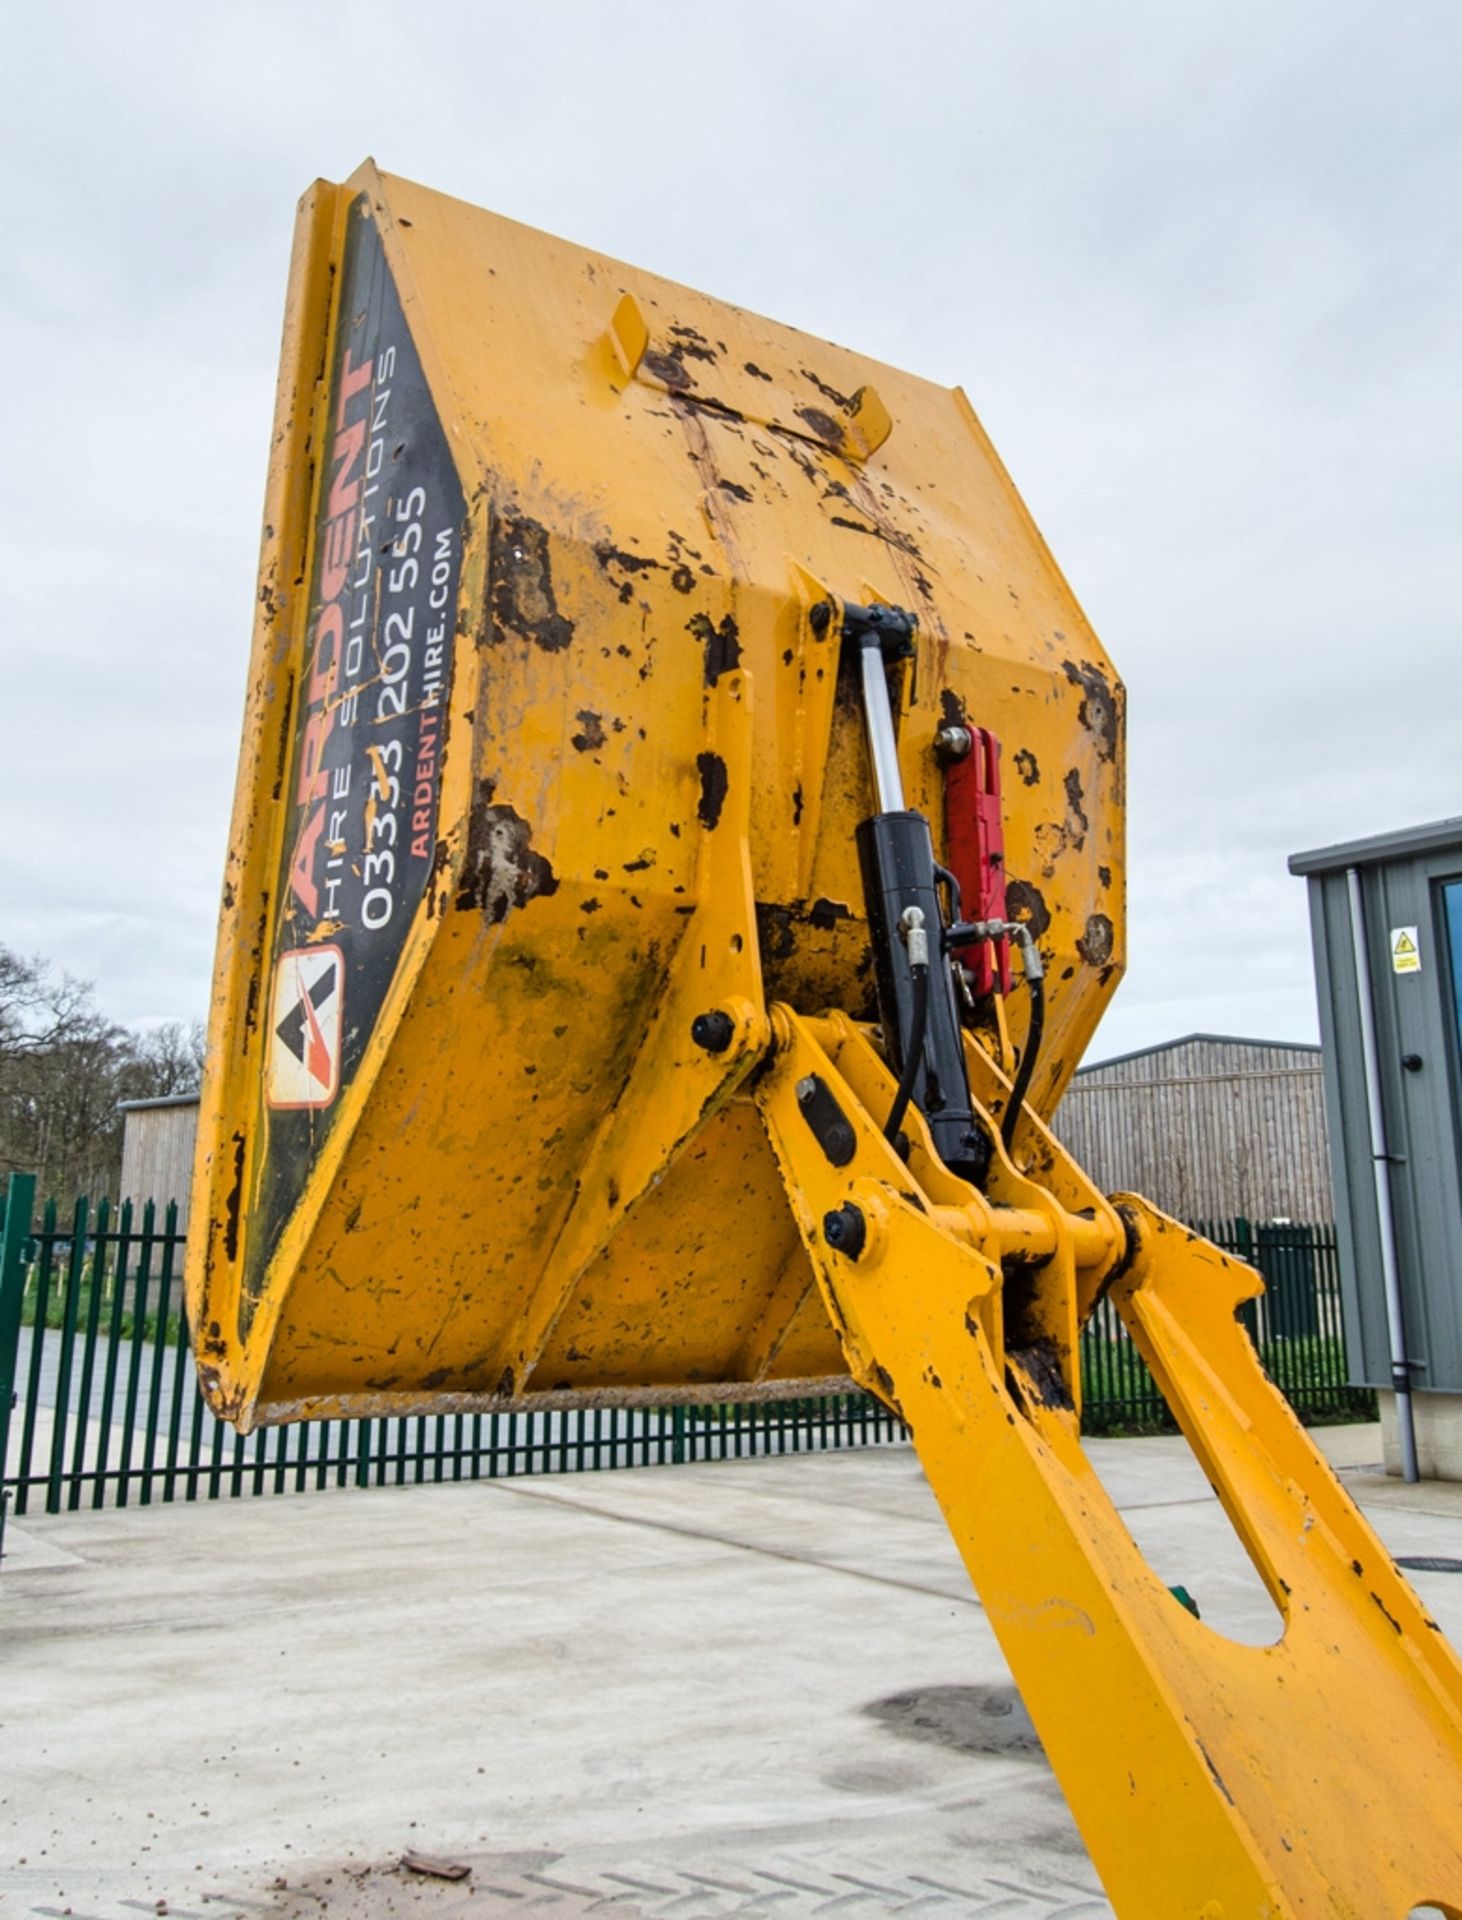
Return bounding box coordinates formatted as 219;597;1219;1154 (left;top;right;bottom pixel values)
190;164;1462;1915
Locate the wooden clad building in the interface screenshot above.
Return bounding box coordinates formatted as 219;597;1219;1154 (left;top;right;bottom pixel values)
117;1094;200;1226
1052;1033;1334;1226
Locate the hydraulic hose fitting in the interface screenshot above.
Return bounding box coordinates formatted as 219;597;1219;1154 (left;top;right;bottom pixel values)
899;905;930;967
1007;921;1044;983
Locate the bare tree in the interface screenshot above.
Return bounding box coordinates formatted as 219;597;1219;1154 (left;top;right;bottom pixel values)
0;947;94;1067
0;945;204;1197
120;1020;207;1100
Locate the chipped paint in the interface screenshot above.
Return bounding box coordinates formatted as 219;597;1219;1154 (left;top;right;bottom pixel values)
1077;913;1115;967
455;791;559;922
686;610;741;685
490;513;574;652
1061;659;1120;762
696;751;729;830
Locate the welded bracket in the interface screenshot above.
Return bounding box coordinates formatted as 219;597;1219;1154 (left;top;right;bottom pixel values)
497;670;769;1393
755;1003;1462;1920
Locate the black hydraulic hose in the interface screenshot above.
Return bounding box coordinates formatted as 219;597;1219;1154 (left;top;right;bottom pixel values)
884;959;930;1147
1001;968;1045;1155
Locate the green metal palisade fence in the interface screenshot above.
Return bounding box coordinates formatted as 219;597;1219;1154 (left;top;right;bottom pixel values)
0;1174;902;1557
0;1175;1373;1554
1080;1216;1374;1432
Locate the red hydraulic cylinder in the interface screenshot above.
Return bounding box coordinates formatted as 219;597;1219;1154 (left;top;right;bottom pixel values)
943;726;1012;998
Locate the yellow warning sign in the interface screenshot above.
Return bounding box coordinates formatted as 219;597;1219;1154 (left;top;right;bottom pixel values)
1391;926;1422;975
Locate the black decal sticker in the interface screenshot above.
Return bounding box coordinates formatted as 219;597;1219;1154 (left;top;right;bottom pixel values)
248;198;466;1305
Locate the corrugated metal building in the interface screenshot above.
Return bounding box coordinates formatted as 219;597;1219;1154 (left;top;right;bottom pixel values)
118;1094;200;1226
1292;815;1462;1478
1052;1033;1334;1225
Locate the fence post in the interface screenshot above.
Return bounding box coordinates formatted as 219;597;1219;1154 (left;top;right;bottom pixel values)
0;1172;37;1565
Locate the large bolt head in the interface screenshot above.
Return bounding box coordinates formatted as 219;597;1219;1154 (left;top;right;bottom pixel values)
822;1203;867;1260
690;1010;735;1054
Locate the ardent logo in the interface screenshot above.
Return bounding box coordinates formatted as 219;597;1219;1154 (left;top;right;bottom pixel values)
287;348;374;920
266;946;344;1110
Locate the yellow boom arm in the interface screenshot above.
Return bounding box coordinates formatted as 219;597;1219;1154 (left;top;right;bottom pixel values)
758;1008;1462;1917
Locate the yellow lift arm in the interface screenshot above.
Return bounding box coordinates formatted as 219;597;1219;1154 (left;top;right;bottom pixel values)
760;1009;1462;1916
188;164;1462;1916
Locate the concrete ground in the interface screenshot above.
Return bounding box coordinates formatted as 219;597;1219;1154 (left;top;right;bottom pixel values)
3;1423;1460;1920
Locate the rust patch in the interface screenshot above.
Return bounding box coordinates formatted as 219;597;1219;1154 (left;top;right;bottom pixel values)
1009;1341;1075;1412
1371;1591;1403;1634
425;836;451;917
223;1130;246;1264
643;348;693;389
757;901;796;961
570;709;606;752
808;897;851;930
1063;769;1088;838
1004;878;1051;940
668;391;745;564
754;898;874;1018
669;322;718;363
677;390;746;425
696;751;729;830
593;541;660;604
1061;659;1120;762
1077;912;1114;967
1013;749;1039;786
270;674;296;805
768;424;820;485
800;367;855;411
455;788;559;922
797;405;846;448
687;610;741;684
490;514;573;652
592;542;658;574
1196;1740;1235;1805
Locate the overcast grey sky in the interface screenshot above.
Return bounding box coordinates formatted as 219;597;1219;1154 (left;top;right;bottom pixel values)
2;0;1458;1061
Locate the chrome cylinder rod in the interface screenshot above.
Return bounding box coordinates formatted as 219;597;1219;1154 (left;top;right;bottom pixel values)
859;641;907;814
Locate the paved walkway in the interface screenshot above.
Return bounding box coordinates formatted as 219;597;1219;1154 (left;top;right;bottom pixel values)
2;1425;1459;1919
17;1325;186;1426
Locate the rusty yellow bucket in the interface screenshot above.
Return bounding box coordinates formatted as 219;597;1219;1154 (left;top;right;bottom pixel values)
188;160;1122;1432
